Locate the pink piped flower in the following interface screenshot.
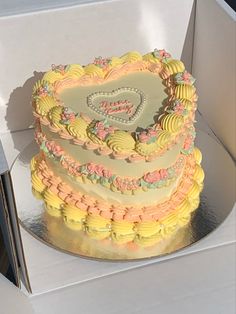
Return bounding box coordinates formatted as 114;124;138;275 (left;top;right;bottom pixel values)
143;171;160;183
60;107;77;125
93;56;111;69
153;49;171;62
102;169;112;178
37;86;50;97
113;177;128;191
96;121;105;129
87;163;97;174
137;127;158;144
94;165;105;176
68;164;78;175
53;146;63;157
148;129;157;137
35;132;46;144
174;71;195;85
182;71;191;81
183;136;193;150
61;159;69;169
51;64;68;75
174;102;185;115
159;169;168;180
138;132;149;143
44;140;64;158
167;100;186;116
90;120;115;141
86;163;106;177
96;129;108;141
45;141;55;151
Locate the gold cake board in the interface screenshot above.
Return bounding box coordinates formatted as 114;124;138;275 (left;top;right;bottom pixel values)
11;130;236;260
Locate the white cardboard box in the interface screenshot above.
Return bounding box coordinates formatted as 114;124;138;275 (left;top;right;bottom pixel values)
0;0;235;296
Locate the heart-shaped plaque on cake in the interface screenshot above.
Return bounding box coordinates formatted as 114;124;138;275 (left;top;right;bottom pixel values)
87;87;146;124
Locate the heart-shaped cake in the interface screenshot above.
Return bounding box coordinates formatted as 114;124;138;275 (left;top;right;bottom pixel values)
31;50;204;248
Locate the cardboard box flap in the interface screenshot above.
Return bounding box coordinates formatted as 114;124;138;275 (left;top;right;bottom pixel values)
0;141;31;292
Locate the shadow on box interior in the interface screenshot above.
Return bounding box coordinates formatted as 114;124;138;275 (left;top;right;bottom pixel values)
0;141;31;292
4;71;44;154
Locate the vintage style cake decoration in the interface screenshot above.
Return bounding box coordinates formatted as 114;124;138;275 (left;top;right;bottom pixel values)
31;49;204;246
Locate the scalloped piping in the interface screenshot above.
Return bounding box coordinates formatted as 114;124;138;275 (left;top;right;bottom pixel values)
31;149;204;246
31;149;203;223
35;129;186;194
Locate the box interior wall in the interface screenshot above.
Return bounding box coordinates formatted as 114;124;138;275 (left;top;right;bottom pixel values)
0;0;235;295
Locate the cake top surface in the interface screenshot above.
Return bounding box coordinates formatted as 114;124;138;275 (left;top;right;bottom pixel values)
59;71;166;131
33;49;197;162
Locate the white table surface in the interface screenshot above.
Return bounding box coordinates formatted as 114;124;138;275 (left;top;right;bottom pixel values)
0;243;235;314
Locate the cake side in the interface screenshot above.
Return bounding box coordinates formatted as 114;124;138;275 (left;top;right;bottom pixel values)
31;147;204;246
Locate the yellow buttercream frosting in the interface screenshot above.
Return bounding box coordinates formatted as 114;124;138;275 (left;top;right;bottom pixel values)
178;214;191;227
67;64;85;78
63;204;87;221
193;164;205;184
135;141;159;156
67;117;89;139
109;56;123;67
187;181;201;200
48;106;65;129
188;197;200;212
161;113;184;133
180;98;194;111
143;52;162;64
174;85;196;101
176;199;192;226
111;220;135;243
176;199;191;215
62;203;87;230
43;189;63;217
135;233;162;247
43;71;64;84
42;64;85;83
31;171;45;193
30;156;37;172
193;147;202;164
156;130;172;148
87;132;104;145
86;128;105;145
135;221;161;237
86;215;111;239
107;131;135;152
163;59;185;76
120;51;142;63
84;64;105;78
36;96;58;116
33;80;52;95
44;189;63;209
159;213;178;236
